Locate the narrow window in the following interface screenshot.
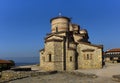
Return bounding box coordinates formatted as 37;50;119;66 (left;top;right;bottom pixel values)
90;54;92;59
56;27;58;32
49;54;52;62
41;52;43;55
84;54;92;60
83;54;86;60
87;54;89;60
70;56;72;62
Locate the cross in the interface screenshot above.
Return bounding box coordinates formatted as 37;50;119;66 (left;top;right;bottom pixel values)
59;12;62;16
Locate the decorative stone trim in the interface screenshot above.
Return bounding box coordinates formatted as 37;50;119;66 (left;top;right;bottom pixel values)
45;39;63;43
51;31;67;34
79;42;103;48
82;49;95;52
45;34;64;40
68;47;76;50
69;42;78;44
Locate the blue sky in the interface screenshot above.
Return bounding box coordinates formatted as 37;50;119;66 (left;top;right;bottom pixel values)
0;0;120;61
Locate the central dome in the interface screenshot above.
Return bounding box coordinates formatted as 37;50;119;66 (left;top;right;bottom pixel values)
50;16;71;33
50;16;71;23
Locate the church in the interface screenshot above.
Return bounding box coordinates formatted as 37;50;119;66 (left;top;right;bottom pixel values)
40;15;103;71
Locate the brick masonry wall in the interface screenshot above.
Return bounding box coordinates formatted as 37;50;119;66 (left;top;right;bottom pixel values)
66;43;77;71
40;40;64;71
51;18;69;33
66;50;76;71
77;44;102;69
40;42;55;71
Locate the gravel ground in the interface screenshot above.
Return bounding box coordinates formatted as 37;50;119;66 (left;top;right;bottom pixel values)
9;63;120;83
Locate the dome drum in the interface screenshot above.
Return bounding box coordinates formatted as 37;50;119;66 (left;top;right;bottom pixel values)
51;16;70;33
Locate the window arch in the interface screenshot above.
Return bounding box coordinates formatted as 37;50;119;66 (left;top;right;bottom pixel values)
84;53;93;60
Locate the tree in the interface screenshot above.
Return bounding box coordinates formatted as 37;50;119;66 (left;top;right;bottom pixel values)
8;60;15;67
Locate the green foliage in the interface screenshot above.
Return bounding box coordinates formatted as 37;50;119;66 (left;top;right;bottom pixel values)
0;64;10;71
3;64;7;67
8;60;15;66
0;60;15;71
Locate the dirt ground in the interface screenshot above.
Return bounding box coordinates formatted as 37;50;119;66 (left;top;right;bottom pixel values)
9;63;120;83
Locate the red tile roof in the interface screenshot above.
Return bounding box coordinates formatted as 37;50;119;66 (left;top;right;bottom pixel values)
0;59;12;64
106;48;120;52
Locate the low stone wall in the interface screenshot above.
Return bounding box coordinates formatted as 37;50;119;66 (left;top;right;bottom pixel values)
0;70;31;82
0;70;97;82
0;70;58;82
112;75;120;82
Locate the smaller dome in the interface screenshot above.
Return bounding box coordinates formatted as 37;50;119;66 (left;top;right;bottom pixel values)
80;29;88;34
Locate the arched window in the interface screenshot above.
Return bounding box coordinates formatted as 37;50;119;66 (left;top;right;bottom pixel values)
90;54;92;59
56;27;58;32
70;56;72;62
87;54;89;60
84;54;92;60
49;54;52;62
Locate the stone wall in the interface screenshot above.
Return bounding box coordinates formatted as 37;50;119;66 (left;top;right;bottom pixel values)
51;18;69;33
66;49;76;71
40;41;55;71
0;70;30;82
77;43;102;69
40;16;103;71
0;70;58;82
54;41;63;71
66;43;77;71
40;40;64;71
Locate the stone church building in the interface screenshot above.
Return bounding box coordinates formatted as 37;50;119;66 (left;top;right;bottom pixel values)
40;15;103;71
